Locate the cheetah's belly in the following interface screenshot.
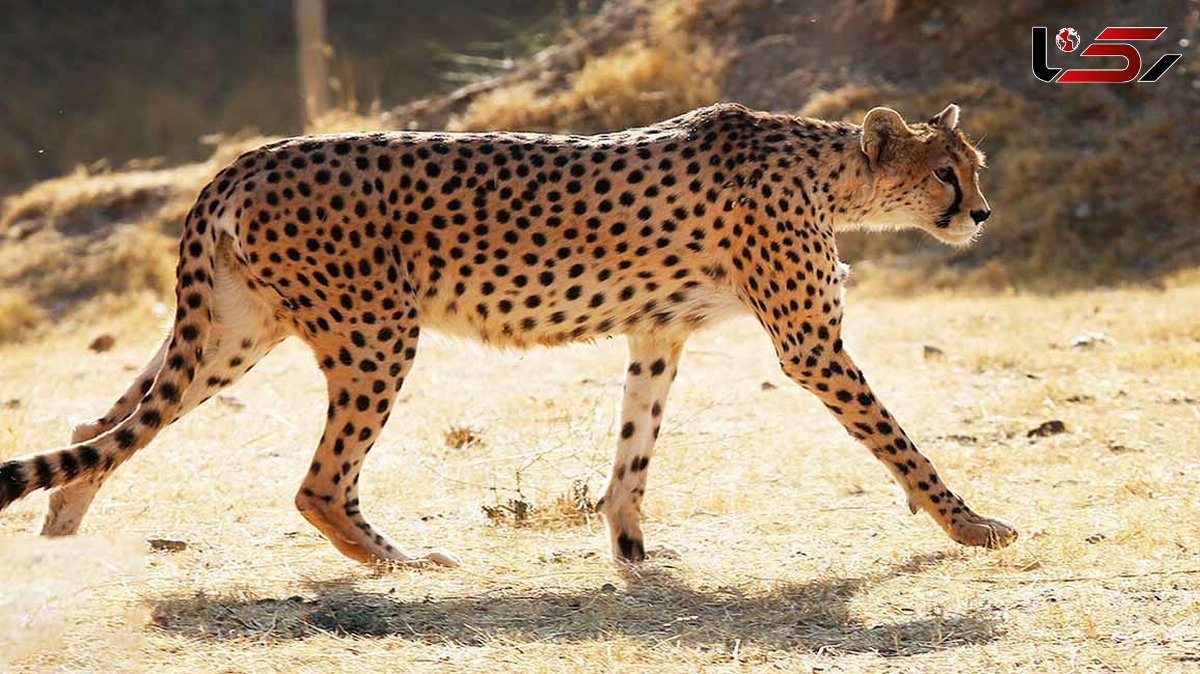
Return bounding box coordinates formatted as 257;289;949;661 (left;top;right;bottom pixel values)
417;278;748;348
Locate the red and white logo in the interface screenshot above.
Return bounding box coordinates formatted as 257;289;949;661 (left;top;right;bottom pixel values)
1055;27;1080;52
1033;26;1183;83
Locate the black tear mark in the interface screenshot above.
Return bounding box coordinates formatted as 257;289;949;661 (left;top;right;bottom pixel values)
936;172;962;228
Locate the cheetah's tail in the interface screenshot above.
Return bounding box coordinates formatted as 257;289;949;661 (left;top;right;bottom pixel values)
0;187;220;512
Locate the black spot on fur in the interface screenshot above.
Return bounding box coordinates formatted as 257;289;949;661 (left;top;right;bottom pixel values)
58;451;80;479
34;456;54;488
116;429;137;449
78;445;102;469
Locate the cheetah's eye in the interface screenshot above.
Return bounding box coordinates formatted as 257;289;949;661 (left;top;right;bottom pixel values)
933;166;956;183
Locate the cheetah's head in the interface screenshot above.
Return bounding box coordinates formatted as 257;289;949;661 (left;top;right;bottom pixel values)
859;104;990;246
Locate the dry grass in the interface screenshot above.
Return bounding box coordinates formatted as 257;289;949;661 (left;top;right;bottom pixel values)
0;289;48;343
451;2;724;133
0;137;275;340
2;279;1199;672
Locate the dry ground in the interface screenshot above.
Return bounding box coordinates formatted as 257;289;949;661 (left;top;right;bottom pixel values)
2;279;1199;673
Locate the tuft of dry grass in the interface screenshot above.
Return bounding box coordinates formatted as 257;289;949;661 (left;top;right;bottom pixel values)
443;424;485;450
483;478;597;530
0;289;48;344
2;281;1199;672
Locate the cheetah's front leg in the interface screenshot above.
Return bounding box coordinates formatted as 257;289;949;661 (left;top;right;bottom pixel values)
777;331;1017;549
596;334;686;562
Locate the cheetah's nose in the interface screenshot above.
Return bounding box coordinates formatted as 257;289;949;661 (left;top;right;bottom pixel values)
970;209;991;224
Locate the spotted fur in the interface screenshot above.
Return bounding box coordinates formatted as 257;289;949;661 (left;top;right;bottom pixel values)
0;102;1013;565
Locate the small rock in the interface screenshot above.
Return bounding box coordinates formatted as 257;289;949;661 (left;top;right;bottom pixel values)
1070;331;1113;348
88;334;116;353
920;19;945;36
599;582;618;594
760;381;777;391
2;399;19;410
217;394;246;410
1065;394;1095;403
923;345;945;360
652;545;681;559
1085;533;1107;544
147;538;188;552
1027;420;1067;438
944;433;978;444
256;595;312;606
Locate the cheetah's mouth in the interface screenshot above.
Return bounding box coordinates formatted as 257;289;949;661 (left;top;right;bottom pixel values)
930;220;982;246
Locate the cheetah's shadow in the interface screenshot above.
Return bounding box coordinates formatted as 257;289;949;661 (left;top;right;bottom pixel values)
150;550;997;657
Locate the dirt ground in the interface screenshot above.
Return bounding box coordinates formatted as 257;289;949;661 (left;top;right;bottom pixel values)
2;277;1198;672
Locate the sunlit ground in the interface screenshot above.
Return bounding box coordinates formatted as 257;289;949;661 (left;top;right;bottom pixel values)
2;281;1199;672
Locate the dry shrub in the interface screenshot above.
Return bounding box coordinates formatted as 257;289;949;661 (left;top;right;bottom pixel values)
482;479;596;529
304;81;387;135
569;33;722;130
443;424;485;449
452;1;724;133
304;106;386;135
800;85;891;120
0;289;48;344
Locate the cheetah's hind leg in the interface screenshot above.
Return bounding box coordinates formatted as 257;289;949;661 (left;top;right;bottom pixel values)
41;236;285;536
41;339;169;535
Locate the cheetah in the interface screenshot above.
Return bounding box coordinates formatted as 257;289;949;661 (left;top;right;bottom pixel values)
0;102;1015;566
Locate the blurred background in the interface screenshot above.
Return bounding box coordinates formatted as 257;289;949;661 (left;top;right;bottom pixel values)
0;0;1197;341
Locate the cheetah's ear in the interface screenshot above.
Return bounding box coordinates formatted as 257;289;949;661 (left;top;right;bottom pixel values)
931;103;960;131
861;107;911;168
